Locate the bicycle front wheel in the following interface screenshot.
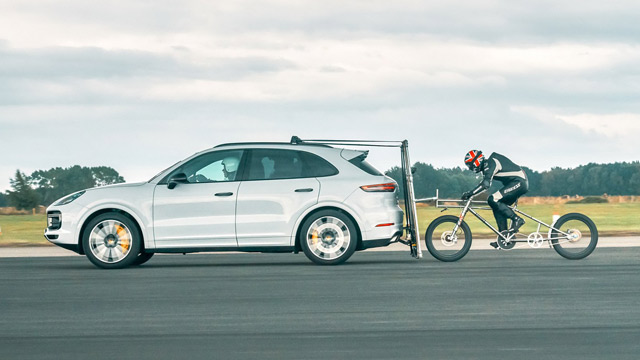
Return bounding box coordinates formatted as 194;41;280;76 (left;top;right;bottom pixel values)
425;215;472;262
550;213;598;260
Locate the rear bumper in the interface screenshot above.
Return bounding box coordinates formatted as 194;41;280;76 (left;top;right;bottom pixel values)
360;231;403;250
360;207;404;241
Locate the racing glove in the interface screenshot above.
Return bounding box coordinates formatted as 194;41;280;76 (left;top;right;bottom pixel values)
461;191;473;200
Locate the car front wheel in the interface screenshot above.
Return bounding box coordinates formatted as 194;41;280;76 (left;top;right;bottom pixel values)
300;210;358;265
82;213;142;269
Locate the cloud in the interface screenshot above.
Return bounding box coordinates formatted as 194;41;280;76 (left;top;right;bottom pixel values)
510;106;640;138
2;38;638;107
509;106;640;167
1;1;640;191
0;44;296;81
3;0;640;48
556;113;640;137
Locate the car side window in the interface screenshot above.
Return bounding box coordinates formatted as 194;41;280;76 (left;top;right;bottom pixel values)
247;149;303;180
246;149;338;180
299;151;339;177
170;150;244;183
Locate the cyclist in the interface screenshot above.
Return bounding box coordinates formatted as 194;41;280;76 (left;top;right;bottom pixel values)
461;150;529;249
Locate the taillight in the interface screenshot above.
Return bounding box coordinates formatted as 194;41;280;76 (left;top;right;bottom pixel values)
360;183;397;192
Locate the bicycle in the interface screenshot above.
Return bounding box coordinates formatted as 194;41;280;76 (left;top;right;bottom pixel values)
424;194;598;262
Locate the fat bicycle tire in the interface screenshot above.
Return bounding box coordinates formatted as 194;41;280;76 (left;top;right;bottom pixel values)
425;215;472;262
550;213;598;260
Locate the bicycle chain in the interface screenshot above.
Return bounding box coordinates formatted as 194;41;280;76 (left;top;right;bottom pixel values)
496;237;578;251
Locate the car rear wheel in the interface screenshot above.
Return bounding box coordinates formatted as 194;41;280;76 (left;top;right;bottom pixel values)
82;213;142;269
300;210;358;265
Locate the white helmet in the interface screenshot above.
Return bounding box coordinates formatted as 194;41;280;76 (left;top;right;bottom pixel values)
222;157;239;173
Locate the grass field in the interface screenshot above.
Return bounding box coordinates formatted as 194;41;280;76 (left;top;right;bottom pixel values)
0;215;50;246
0;203;639;246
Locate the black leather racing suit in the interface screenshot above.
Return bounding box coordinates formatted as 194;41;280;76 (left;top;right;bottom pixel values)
469;153;529;232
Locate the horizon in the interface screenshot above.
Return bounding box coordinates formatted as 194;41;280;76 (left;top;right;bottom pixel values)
2;1;640;191
2;151;638;193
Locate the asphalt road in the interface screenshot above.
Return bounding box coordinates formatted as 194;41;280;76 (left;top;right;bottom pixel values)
1;248;639;360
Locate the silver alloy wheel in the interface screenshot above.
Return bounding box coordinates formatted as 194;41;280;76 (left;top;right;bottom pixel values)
306;216;351;260
88;220;133;264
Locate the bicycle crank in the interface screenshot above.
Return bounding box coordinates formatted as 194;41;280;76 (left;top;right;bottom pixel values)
496;231;516;250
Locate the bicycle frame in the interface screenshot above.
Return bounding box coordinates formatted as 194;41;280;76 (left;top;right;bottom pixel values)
422;192;572;243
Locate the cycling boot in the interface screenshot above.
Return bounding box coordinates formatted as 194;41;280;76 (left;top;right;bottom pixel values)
489;242;499;249
510;216;525;234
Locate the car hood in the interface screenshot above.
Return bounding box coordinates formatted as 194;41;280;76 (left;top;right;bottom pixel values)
86;181;148;191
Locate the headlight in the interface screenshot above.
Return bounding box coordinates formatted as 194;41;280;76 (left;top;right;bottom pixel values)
54;190;86;206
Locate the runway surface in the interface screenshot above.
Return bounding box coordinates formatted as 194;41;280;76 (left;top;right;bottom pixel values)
1;248;639;359
1;236;638;257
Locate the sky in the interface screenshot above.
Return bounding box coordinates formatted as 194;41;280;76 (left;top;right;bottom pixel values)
1;0;640;191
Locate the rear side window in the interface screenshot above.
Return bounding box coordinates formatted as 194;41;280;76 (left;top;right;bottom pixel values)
349;155;383;176
246;149;338;180
298;151;339;177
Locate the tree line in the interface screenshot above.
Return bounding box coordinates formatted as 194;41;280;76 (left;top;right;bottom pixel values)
1;166;125;210
385;161;640;199
1;161;639;211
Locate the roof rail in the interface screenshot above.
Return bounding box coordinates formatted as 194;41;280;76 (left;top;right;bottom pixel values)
215;139;331;148
215;136;404;149
291;136;404;148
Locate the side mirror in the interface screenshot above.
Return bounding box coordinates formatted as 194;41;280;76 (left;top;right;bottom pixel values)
167;173;188;189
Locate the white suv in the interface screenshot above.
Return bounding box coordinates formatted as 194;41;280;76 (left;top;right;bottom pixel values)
44;140;404;268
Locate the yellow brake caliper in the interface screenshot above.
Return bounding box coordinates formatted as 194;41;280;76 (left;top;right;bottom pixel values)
311;230;319;245
116;225;130;251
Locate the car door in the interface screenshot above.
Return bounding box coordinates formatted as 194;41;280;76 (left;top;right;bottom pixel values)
152;149;245;249
236;149;320;247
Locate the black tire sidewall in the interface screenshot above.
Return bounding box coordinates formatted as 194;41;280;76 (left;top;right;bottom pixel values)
425;215;472;262
551;213;598;260
300;210;358;265
82;213;142;269
131;252;154;266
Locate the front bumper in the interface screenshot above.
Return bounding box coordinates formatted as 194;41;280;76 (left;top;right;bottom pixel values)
44;203;86;254
43;232;81;253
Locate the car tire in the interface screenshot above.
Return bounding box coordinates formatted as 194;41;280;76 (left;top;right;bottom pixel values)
131;252;154;266
82;213;142;269
300;210;358;265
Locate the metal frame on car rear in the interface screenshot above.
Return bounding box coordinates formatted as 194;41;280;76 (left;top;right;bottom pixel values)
290;136;422;259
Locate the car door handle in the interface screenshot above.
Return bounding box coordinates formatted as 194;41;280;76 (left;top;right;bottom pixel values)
295;188;314;193
214;192;234;197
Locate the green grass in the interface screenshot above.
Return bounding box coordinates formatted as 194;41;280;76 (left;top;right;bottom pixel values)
1;202;639;246
0;215;49;246
416;202;640;238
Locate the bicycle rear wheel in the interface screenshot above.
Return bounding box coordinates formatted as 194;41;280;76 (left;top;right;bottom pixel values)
425;215;472;262
550;213;598;260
